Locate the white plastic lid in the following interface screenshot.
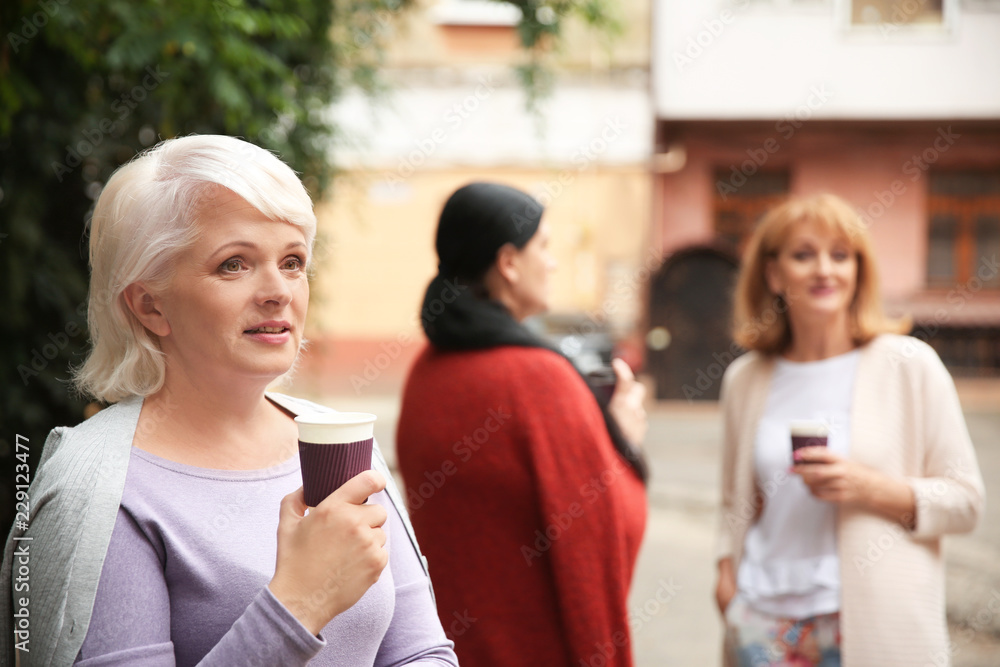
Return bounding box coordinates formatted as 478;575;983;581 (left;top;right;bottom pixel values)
295;412;376;444
789;420;829;438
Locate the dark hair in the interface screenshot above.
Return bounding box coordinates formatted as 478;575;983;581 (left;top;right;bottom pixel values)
435;182;542;282
420;181;648;483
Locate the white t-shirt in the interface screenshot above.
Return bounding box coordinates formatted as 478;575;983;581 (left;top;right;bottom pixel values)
736;349;861;619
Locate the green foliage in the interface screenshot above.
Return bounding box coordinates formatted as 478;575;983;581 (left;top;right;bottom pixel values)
505;0;624;110
0;0;620;537
0;0;411;538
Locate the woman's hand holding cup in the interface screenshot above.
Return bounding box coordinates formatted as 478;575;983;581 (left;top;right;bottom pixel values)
792;448;877;506
269;471;389;635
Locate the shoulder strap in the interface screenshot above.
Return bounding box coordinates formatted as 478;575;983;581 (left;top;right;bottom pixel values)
265;393;434;595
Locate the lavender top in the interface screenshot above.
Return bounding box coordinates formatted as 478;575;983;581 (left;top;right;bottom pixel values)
74;447;457;666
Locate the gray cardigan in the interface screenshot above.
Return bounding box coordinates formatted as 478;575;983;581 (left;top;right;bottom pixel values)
1;393;430;666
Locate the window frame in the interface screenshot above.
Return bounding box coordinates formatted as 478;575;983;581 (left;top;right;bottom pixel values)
926;186;1000;290
837;0;960;35
428;0;522;27
712;169;791;255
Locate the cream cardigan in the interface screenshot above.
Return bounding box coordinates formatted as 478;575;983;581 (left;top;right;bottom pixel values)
717;334;985;667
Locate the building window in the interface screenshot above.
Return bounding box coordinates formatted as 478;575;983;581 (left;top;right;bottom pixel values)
841;0;958;33
430;0;521;54
744;0;831;7
713;171;790;253
429;0;521;26
851;0;945;25
927;171;1000;289
963;0;1000;10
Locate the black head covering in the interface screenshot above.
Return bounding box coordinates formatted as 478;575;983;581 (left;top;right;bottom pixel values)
420;182;648;483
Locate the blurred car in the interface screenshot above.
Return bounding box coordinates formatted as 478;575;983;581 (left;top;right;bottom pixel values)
524;312;615;374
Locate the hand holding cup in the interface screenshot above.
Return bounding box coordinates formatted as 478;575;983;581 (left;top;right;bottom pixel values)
608;358;648;446
269;472;389;635
789;420;829;464
790;423;878;508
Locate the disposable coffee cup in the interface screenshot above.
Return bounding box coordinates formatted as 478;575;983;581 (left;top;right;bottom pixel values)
295;412;376;507
586;366;618;408
790;420;829;464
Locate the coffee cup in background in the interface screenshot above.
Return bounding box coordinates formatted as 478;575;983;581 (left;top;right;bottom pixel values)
295;412;377;506
586;366;618;407
789;420;829;464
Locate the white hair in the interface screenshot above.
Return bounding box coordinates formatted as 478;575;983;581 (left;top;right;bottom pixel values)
74;134;317;402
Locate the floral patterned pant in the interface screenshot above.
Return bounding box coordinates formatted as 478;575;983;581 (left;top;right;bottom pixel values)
724;595;842;667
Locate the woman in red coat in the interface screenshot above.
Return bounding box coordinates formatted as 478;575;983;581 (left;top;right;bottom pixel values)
396;182;649;667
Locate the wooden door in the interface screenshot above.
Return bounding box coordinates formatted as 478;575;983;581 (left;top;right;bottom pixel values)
647;247;740;400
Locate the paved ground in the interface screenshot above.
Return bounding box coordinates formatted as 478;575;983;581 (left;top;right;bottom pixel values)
315;390;1000;666
632;403;1000;667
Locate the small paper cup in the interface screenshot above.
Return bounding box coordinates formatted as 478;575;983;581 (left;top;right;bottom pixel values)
296;412;376;507
586;366;618;407
790;420;829;464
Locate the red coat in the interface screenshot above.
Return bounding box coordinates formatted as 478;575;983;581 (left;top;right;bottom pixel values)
397;345;648;667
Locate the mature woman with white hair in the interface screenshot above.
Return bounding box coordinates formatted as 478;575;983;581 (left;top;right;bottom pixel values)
0;135;458;667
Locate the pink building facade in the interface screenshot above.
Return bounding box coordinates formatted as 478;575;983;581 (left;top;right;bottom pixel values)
647;3;1000;397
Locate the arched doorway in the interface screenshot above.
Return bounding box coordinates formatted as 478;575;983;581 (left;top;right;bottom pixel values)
646;246;741;400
